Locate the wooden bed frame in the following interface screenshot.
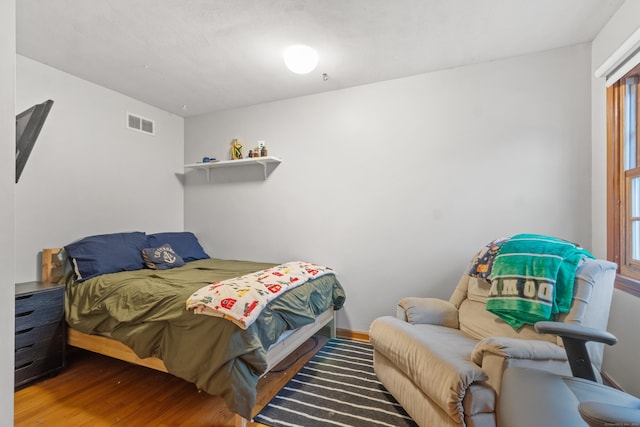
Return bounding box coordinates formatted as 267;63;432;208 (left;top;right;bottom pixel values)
42;248;336;426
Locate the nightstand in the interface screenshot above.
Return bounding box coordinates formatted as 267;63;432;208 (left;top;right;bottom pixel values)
15;281;65;388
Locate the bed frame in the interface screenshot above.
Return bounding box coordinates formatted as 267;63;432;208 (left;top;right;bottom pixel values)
42;248;336;426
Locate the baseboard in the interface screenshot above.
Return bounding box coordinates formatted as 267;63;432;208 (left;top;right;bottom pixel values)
336;328;369;342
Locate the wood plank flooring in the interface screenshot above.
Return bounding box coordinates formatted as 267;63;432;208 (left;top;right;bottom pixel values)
15;336;328;427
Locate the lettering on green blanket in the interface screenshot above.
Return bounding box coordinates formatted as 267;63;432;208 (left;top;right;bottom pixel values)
489;279;553;303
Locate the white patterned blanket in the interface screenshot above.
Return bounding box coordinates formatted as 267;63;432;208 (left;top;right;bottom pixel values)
185;261;335;329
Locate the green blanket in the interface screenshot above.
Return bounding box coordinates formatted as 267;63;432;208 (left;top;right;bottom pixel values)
64;258;346;419
486;234;593;329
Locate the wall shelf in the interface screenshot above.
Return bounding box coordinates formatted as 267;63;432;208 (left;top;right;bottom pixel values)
184;156;282;182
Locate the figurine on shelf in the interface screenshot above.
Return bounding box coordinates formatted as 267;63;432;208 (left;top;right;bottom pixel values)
231;138;243;159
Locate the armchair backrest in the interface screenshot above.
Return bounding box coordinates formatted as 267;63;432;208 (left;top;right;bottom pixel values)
557;259;617;369
449;257;616;369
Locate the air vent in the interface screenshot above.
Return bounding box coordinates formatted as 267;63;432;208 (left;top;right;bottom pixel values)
126;112;155;135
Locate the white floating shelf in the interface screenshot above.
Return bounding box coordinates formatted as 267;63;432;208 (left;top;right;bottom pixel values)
184;156;282;181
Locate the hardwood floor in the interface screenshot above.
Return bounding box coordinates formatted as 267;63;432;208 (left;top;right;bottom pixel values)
15;336;328;427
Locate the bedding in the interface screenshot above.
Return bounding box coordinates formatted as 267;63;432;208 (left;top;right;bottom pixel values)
64;257;345;419
186;261;335;329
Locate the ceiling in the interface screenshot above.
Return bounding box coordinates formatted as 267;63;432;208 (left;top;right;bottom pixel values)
17;0;624;117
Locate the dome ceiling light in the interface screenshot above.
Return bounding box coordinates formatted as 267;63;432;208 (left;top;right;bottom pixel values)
283;44;319;74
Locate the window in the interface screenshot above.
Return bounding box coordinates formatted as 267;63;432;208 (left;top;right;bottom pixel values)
608;63;640;294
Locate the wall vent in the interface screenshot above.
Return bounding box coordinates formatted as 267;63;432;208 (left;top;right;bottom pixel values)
126;112;155;135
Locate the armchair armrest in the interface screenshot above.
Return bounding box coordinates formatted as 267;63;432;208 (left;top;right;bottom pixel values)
471;336;568;365
471;337;569;395
397;297;459;327
578;402;640;427
534;322;617;346
534;321;618;382
579;401;640;427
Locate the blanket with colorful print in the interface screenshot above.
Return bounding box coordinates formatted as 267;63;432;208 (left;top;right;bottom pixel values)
186;261;335;329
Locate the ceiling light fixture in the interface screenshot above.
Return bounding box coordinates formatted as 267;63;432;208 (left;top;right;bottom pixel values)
283;44;319;74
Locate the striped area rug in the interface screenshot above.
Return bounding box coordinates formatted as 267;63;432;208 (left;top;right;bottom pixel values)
254;338;418;427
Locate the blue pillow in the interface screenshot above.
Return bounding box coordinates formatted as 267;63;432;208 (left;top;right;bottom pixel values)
64;231;147;281
141;244;185;270
146;232;209;262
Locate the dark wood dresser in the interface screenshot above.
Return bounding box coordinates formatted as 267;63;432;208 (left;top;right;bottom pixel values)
15;281;65;388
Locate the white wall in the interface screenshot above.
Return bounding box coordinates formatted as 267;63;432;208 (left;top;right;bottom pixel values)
0;1;15;424
14;56;185;282
185;44;593;332
591;0;640;396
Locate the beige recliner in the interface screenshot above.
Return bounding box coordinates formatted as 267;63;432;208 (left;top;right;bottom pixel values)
369;255;616;427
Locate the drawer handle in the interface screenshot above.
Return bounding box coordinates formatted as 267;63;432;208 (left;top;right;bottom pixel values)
16;294;34;301
15;327;34;336
15;344;34;353
15;361;34;370
16;310;34;318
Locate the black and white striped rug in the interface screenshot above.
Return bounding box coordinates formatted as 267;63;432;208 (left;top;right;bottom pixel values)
254;338;418;427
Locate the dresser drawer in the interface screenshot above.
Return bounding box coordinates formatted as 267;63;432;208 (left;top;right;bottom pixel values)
15;322;64;351
15;287;64;313
15;332;64;366
15;350;65;388
15;291;64;332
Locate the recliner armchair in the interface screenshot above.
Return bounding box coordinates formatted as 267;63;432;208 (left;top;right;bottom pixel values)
369;251;617;427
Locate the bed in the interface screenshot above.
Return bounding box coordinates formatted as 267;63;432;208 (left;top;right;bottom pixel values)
41;231;345;424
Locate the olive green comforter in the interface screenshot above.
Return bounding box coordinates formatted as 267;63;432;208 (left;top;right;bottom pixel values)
64;258;346;418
